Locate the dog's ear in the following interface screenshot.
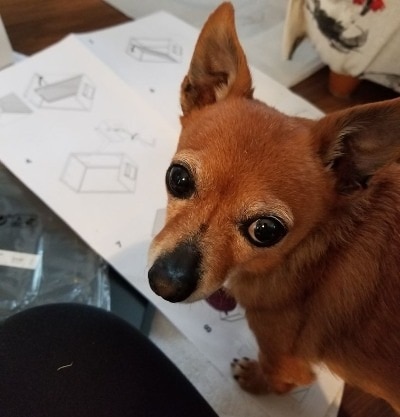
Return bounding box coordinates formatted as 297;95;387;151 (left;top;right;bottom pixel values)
180;2;253;116
314;98;400;194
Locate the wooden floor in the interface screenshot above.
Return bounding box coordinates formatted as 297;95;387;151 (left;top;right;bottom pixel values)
1;1;399;416
291;66;399;113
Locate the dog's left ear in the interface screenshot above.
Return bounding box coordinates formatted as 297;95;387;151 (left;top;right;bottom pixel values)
180;2;253;116
314;98;400;193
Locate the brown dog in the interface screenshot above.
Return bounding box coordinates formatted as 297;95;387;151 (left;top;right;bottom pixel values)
148;2;400;412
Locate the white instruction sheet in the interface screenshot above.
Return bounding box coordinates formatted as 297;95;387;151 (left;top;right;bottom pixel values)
102;0;323;86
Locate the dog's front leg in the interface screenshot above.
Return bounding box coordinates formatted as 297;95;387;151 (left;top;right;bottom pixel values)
231;352;315;395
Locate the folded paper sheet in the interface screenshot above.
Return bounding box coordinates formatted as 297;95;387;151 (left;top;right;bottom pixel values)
0;12;343;417
103;0;323;86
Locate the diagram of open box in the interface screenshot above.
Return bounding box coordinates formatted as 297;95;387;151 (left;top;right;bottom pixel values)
61;153;138;193
25;73;95;110
126;38;183;63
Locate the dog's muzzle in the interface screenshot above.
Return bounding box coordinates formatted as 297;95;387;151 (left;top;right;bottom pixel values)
148;241;202;303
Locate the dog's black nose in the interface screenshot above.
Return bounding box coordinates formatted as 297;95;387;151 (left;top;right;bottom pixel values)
148;241;202;303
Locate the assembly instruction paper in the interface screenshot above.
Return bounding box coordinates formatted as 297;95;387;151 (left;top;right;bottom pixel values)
102;0;323;87
0;13;342;417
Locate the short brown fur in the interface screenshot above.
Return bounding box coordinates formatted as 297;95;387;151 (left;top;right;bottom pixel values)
148;3;400;413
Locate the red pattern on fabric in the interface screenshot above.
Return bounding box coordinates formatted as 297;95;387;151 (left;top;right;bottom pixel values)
353;0;385;11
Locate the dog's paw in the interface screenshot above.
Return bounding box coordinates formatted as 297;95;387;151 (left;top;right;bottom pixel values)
231;357;270;394
231;357;303;395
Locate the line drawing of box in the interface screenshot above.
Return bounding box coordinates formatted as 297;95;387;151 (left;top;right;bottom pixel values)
126;38;183;63
0;93;32;125
61;153;138;193
25;73;95;111
95;120;156;146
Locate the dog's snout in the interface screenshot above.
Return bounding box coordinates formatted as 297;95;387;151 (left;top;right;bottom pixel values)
148;241;202;302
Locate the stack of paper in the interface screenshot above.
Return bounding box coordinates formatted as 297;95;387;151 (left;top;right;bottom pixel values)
0;12;343;417
103;0;323;86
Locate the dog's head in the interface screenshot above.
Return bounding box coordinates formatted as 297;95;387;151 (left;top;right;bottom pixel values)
148;2;400;304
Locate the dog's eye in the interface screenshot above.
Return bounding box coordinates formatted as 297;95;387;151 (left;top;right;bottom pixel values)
166;164;195;199
242;216;287;247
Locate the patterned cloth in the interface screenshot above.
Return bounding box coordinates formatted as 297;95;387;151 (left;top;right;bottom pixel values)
284;0;400;93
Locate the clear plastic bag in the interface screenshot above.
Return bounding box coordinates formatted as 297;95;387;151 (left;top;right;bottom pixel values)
0;163;110;321
0;212;43;315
